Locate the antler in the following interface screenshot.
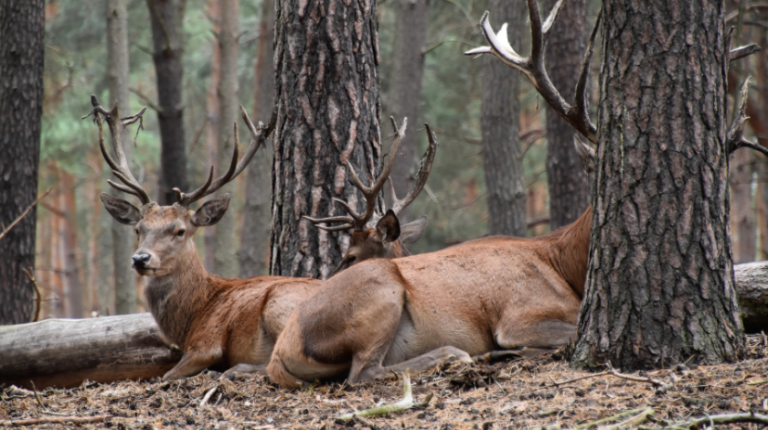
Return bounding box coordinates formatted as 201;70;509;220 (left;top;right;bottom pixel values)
173;105;278;206
727;77;768;157
305;118;439;232
465;0;599;143
84;95;151;205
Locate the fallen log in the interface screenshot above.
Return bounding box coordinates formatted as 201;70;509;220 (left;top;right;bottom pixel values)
734;261;768;333
0;313;180;389
1;262;767;390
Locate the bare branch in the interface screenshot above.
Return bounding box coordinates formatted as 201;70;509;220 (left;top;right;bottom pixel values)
727;77;768;157
729;43;762;62
0;189;53;242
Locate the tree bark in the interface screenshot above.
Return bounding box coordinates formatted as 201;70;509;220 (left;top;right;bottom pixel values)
270;0;382;279
542;0;590;230
480;0;526;237
211;0;240;278
146;0;189;206
203;0;221;273
238;0;275;278
0;314;181;389
386;0;429;221
58;170;84;319
0;0;44;325
572;0;744;370
106;0;137;314
730;148;755;263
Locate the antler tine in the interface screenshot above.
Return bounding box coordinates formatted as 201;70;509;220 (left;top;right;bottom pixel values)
88;95;151;205
176;105;278;206
465;2;598;143
389;123;439;215
727;77;768;157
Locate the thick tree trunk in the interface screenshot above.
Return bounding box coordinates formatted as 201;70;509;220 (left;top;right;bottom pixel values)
0;0;44;325
480;0;526;237
212;0;241;278
386;0;429;221
147;0;188;206
542;0;590;230
572;0;744;370
106;0;137;314
270;0;382;278
238;0;275;278
58;170;84;319
0;314;181;389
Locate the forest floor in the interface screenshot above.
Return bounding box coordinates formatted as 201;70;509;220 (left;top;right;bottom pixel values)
1;335;767;430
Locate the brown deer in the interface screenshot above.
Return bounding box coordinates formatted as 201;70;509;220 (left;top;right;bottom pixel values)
265;0;600;388
89;96;437;380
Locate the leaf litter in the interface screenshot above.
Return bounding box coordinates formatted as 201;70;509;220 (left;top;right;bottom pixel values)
0;334;766;429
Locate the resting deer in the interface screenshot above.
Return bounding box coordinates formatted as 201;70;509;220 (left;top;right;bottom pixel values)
265;0;600;388
88;96;436;380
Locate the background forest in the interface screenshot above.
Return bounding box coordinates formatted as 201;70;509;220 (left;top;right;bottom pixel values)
37;0;766;319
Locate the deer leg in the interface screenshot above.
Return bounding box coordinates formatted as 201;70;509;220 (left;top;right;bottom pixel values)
352;346;473;383
163;350;221;381
495;318;577;350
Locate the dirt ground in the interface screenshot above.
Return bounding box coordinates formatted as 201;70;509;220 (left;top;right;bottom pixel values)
1;335;767;429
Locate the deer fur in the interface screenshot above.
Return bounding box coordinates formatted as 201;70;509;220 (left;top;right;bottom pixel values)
267;206;593;388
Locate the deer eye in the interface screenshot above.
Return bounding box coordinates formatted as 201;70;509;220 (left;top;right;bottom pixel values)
176;229;186;238
346;256;357;265
135;229;139;238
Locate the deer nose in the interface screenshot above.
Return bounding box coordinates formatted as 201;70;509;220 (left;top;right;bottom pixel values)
132;253;151;268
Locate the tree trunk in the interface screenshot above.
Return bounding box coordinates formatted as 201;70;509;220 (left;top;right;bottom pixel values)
106;0;137;315
572;0;744;370
0;314;181;389
386;0;429;221
270;0;382;278
0;0;44;325
203;0;221;273
542;0;590;230
58;170;84;319
480;0;526;236
146;0;188;206
238;0;274;278
212;0;241;278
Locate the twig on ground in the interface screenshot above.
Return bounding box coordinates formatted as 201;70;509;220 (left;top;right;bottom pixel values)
198;383;220;409
548;371;610;387
597;407;654;430
576;407;652;429
0;189;53;242
336;371;415;420
640;412;768;430
29;381;67;417
0;416;108;427
606;363;671;391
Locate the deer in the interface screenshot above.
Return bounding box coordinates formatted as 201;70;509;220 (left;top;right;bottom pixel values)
265;0;600;389
87;95;437;380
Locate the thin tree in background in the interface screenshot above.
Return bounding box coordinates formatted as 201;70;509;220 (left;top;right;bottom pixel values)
480;0;526;236
542;0;589;229
203;0;221;272
106;0;136;314
213;0;240;277
146;0;189;205
386;0;429;221
58;170;84;318
239;0;275;278
270;0;382;278
0;0;44;324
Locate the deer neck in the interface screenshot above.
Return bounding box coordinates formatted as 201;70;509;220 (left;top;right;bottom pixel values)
143;241;215;349
544;206;593;298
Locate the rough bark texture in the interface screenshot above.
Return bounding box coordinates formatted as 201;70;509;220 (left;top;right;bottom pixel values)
542;0;591;229
238;0;275;278
386;0;429;221
0;0;44;325
480;0;526;236
106;0;137;314
147;0;188;206
0;314;181;389
572;0;744;370
270;0;382;279
212;0;240;278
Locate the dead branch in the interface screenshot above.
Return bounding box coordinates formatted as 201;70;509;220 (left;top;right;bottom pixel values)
336;371;415;420
640;412;768;430
0;415;108;427
21;268;41;323
606;363;671;391
727;77;768;157
548;370;610;387
0;189;53;242
729;43;762;62
576;407;653;430
199;383;220;409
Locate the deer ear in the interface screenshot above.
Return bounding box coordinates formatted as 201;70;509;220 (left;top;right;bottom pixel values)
398;215;427;245
100;193;142;225
376;210;400;243
573;133;596;174
191;194;230;227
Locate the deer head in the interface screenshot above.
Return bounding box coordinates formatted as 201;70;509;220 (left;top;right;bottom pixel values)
86;95;276;278
304;118;438;276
